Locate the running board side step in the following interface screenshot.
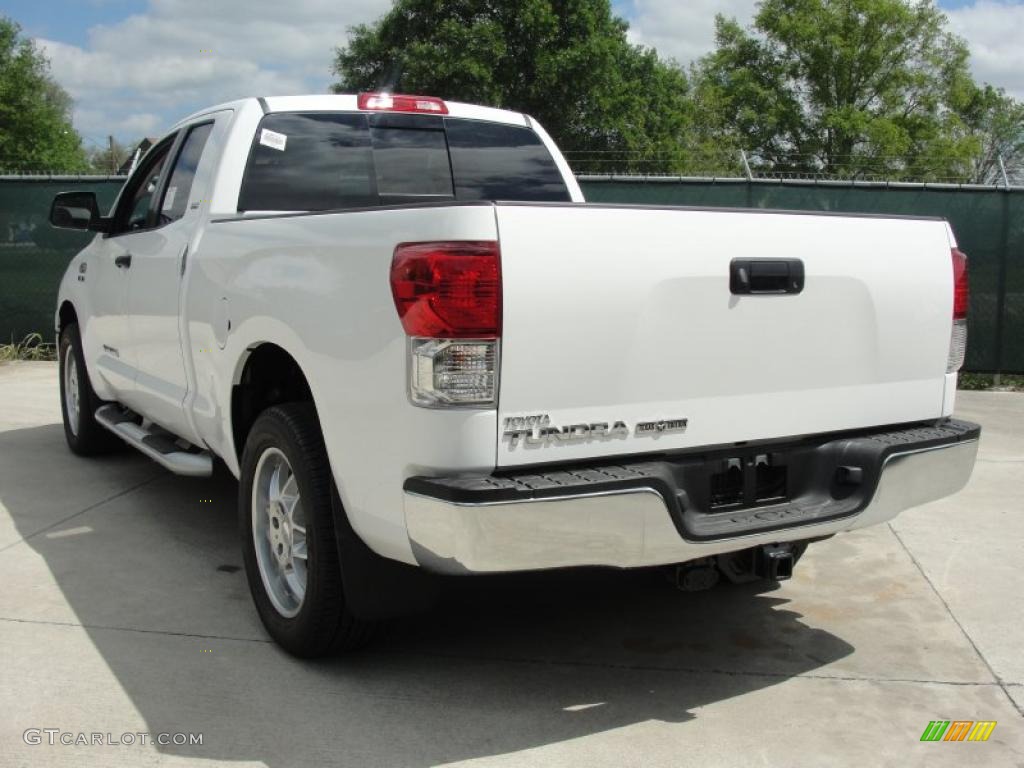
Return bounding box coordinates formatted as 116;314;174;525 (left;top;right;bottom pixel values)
94;404;213;477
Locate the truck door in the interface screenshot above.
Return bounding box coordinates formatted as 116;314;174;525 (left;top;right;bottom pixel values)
87;136;176;399
120;121;215;438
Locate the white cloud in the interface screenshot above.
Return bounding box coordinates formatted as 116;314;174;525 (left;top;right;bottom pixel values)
625;0;758;66
71;108;163;140
627;0;1024;100
36;0;391;141
34;0;1024;143
947;1;1024;99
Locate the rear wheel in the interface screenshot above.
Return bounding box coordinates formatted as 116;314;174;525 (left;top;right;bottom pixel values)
239;403;375;657
58;323;120;456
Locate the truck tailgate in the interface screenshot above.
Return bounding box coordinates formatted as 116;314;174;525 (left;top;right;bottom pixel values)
496;203;954;467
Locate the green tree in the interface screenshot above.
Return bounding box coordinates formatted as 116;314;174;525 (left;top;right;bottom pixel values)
695;0;981;180
0;16;88;172
957;84;1024;184
87;137;138;174
332;0;700;174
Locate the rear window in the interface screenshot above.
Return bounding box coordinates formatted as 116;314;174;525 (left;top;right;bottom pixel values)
238;113;376;212
370;124;453;199
445;119;571;202
238;112;570;212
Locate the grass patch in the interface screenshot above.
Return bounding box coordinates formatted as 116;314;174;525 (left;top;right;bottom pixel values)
958;372;1024;392
0;333;56;362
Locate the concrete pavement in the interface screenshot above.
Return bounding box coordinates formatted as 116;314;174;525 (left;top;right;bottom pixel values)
0;361;1021;767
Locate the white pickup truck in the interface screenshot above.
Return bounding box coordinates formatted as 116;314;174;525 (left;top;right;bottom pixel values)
50;93;980;657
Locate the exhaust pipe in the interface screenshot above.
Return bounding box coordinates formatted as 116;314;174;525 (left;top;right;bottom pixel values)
753;543;796;581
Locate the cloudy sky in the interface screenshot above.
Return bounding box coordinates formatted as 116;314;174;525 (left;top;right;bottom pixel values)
6;0;1024;144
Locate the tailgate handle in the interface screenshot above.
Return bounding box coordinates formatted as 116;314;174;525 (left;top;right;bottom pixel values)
730;259;804;295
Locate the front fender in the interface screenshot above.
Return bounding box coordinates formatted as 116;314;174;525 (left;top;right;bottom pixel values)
55;240;117;402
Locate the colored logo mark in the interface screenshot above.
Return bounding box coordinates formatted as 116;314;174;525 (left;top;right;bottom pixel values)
920;720;996;742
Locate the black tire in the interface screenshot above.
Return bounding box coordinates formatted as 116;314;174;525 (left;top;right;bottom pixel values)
58;323;121;456
239;403;375;657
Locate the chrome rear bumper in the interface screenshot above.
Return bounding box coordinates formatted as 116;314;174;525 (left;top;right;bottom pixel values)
404;421;980;574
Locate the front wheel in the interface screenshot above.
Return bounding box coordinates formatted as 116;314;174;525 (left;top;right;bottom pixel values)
239;403;375;657
58;323;120;456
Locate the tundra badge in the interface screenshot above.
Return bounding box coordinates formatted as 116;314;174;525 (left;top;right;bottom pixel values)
502;414;687;448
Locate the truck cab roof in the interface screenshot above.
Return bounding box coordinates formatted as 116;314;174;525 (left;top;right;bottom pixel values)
172;94;531;132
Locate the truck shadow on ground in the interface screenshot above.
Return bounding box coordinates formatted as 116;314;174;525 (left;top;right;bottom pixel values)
1;423;855;767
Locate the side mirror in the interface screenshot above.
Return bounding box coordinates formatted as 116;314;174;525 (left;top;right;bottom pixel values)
50;192;110;233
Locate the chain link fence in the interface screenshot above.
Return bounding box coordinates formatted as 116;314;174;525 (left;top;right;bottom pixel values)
560;149;1024;186
1;174;1021;372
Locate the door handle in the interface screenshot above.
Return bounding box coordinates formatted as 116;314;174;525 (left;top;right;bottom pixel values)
115;254;132;269
730;258;804;295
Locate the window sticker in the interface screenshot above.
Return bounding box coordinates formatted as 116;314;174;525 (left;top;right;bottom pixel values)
259;129;287;151
162;186;177;211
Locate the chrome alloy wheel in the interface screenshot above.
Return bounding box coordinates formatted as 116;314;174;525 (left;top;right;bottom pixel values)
64;344;81;436
252;447;308;618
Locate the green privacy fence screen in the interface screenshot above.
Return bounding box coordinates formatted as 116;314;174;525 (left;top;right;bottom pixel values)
0;176;125;345
580;177;1023;374
1;175;1021;372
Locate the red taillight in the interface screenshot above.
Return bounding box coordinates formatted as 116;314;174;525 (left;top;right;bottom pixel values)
952;248;969;320
390;241;501;338
358;92;448;114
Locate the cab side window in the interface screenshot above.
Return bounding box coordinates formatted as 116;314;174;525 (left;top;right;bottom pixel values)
114;138;174;234
159;123;213;223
